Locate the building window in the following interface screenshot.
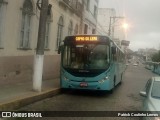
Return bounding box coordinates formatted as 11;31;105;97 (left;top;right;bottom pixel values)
74;24;78;35
86;0;90;11
84;24;88;34
0;0;3;6
56;16;64;49
94;5;97;18
75;0;78;9
0;0;5;48
20;0;33;49
44;14;52;49
92;29;96;34
0;1;3;48
68;21;73;35
0;0;7;49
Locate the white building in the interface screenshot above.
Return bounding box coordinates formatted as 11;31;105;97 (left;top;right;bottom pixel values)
0;0;98;85
82;0;99;34
97;8;125;47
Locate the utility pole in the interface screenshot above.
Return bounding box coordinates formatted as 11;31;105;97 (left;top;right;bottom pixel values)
108;17;112;37
108;16;124;38
80;0;84;34
33;0;49;92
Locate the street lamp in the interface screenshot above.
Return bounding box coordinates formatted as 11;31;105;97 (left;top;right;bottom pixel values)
122;22;129;40
122;23;129;30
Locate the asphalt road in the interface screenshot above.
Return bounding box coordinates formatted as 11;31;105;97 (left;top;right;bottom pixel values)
8;63;159;120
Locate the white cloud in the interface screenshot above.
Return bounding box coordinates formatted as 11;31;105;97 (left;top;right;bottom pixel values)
99;0;160;51
129;32;160;51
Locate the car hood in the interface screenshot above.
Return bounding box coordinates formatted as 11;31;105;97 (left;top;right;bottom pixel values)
150;97;160;111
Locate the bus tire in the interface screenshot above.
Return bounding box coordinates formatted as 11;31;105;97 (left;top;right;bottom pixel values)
109;89;113;94
113;76;116;88
61;88;68;93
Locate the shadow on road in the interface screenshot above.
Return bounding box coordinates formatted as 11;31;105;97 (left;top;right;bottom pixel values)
61;83;122;98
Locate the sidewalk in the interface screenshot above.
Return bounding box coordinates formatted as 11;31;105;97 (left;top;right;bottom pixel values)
0;79;60;111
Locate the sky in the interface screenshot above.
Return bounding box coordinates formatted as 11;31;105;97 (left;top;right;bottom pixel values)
98;0;160;51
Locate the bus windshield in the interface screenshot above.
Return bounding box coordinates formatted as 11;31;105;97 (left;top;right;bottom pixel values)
62;44;110;70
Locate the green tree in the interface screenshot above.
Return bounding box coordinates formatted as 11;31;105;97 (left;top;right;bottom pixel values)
152;50;160;62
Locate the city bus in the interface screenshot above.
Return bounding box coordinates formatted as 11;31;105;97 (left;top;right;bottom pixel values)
58;35;126;92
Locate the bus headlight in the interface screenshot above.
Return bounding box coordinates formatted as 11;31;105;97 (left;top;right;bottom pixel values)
63;76;69;81
98;76;110;84
98;79;105;84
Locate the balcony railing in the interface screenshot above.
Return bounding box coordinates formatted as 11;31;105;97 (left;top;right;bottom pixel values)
59;0;83;16
63;0;70;5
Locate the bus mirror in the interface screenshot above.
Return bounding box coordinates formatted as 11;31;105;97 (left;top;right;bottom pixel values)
112;46;116;54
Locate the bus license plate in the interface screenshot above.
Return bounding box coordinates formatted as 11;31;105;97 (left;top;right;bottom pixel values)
80;82;88;87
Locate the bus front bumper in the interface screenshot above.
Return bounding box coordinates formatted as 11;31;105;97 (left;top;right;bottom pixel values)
60;79;112;91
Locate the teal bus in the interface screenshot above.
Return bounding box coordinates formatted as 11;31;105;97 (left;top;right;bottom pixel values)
58;35;126;92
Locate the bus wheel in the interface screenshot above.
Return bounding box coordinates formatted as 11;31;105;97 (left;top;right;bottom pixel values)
113;77;116;88
61;88;69;93
109;89;113;94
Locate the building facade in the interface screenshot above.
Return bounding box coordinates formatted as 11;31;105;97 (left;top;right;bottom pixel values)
0;0;98;85
82;0;98;34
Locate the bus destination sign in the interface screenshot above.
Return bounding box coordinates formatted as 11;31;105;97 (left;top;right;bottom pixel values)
75;36;98;42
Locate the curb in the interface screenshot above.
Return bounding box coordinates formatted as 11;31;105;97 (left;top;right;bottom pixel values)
0;88;61;111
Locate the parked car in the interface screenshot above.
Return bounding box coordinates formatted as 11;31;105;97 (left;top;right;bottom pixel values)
140;77;160;120
133;63;138;66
